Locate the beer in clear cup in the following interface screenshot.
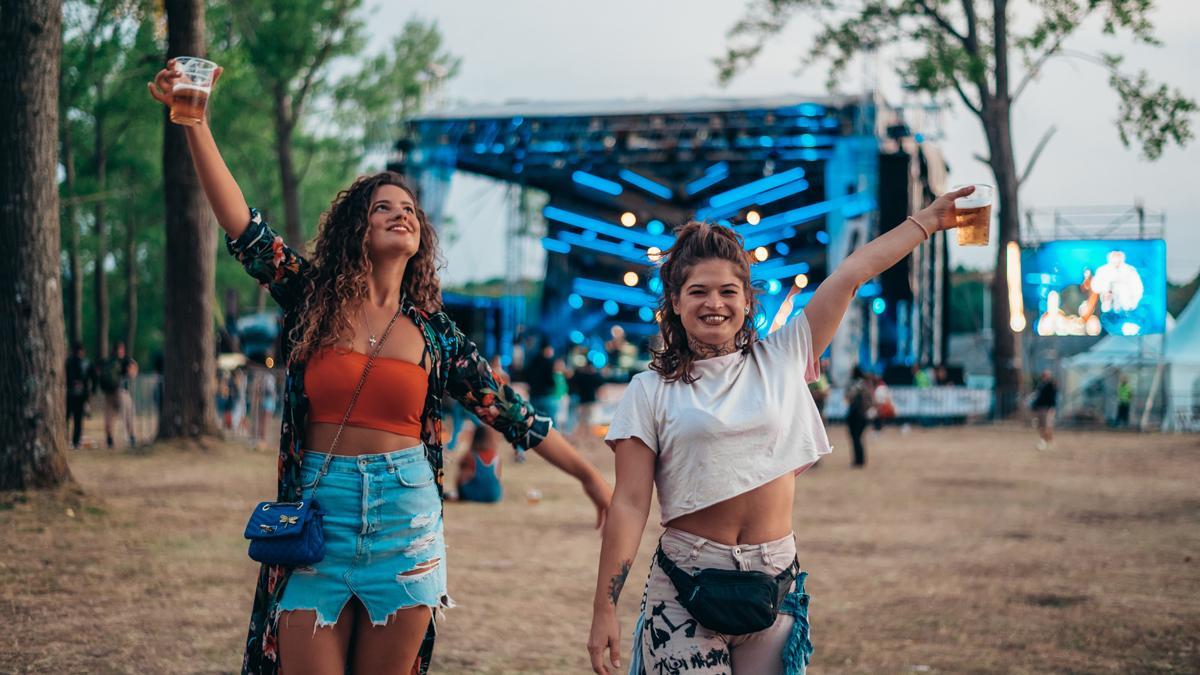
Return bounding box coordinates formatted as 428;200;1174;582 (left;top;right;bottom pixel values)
169;57;218;126
953;183;993;246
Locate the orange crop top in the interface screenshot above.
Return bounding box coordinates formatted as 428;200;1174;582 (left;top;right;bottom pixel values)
304;349;428;437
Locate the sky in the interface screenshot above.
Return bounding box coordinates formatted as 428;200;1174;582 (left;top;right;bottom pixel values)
365;0;1200;286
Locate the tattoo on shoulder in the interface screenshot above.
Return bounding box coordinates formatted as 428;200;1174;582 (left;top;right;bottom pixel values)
608;559;632;606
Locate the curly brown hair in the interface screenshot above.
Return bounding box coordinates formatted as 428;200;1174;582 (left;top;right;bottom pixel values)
649;221;761;384
290;172;443;363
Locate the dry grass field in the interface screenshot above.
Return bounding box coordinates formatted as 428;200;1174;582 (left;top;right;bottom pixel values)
2;424;1198;674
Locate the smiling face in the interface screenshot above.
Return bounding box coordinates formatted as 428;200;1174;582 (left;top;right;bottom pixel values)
671;258;749;349
365;184;421;263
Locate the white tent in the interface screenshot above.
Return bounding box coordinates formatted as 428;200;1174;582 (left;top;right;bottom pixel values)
1162;294;1200;430
1061;295;1200;431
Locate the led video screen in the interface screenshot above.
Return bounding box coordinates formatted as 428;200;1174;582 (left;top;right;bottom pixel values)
1021;239;1166;336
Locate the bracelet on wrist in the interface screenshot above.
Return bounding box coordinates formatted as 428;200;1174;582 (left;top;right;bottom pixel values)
906;215;934;240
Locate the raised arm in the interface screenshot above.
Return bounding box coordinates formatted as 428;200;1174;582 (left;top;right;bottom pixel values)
147;60;250;239
804;186;975;355
588;438;655;675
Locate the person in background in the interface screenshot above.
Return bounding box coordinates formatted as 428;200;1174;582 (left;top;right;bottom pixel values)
1116;376;1133;428
456;424;504;503
845;367;874;468
65;342;94;449
570;360;606;442
230;366;249;434
1031;370;1059;450
256;367;279;449
98;341;138;448
872;376;895;433
526;341;562;427
807;360;830;424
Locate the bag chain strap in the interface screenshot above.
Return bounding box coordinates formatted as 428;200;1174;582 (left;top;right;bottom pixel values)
309;302;407;496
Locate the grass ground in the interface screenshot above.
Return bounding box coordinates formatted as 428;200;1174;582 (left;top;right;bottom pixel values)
2;423;1198;674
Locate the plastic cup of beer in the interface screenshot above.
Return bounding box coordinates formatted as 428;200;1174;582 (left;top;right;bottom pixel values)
953;183;993;246
169;57;218;126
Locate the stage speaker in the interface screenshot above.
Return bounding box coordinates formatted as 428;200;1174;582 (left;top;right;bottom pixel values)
877;151;913;301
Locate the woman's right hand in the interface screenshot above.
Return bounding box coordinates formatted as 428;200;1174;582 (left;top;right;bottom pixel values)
587;608;622;675
147;59;223;112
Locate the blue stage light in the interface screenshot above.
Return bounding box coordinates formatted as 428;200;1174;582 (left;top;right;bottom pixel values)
914;133;925;143
648;277;663;293
775;242;791;256
685;162;730;195
473;143;487;154
857;282;881;298
568;293;584;309
571;171;623;196
647;219;665;235
639;306;655;322
569;330;585;344
815;230;830;244
589;351;609;368
541;237;571;254
708;168;805;209
603;300;619;316
871;298;887;315
767;279;782;295
618;169;673;200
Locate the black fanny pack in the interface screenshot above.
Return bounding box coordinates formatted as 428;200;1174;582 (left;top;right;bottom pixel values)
655;544;798;636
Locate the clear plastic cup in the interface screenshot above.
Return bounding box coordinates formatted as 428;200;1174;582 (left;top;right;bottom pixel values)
953;184;994;246
169;57;218;126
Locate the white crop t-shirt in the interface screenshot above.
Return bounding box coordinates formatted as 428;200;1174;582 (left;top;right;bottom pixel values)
605;312;833;524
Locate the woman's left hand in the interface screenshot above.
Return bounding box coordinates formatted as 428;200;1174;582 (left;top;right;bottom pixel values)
912;185;977;233
582;472;613;530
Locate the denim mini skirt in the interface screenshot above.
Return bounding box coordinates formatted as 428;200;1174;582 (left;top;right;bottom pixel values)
278;444;449;626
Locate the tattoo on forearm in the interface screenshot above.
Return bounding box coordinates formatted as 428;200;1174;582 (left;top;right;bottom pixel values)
687;337;736;360
608;560;632;606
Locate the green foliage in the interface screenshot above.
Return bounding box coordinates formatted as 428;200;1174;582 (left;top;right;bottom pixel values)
332;18;460;156
718;0;1194;158
59;0;456;366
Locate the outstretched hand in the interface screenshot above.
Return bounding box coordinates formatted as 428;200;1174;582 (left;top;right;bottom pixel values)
146;59;223;110
584;473;613;530
911;184;977;233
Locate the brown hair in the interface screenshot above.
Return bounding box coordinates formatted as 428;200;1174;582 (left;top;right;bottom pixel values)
290;172;443;363
649;221;760;384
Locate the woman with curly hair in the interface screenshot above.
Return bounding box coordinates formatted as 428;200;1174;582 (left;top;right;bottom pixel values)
149;62;611;675
588;189;974;675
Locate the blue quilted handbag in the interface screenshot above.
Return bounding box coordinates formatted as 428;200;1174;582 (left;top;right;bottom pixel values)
244;500;326;566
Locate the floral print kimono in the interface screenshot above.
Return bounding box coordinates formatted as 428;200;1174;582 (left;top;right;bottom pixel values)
227;209;551;674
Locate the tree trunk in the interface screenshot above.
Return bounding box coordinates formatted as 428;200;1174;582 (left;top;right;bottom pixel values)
124;214;137;354
986;0;1023;418
272;89;303;245
62;123;83;347
93;113;109;359
0;0;73;490
988;122;1024;417
159;0;218;440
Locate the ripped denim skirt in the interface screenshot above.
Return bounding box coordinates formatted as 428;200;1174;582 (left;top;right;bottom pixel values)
277;444;451;627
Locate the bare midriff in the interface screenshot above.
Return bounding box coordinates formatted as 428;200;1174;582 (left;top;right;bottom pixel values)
665;473;796;546
305;423;423;457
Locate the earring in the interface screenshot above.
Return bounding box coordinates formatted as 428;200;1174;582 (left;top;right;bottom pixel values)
744;308;750;315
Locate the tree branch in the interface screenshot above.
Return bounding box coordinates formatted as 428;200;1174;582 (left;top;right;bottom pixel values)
973;153;991;166
914;0;968;47
1012;31;1068;104
1018;125;1056;187
952;78;982;117
993;0;1011;97
289;0;352;124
